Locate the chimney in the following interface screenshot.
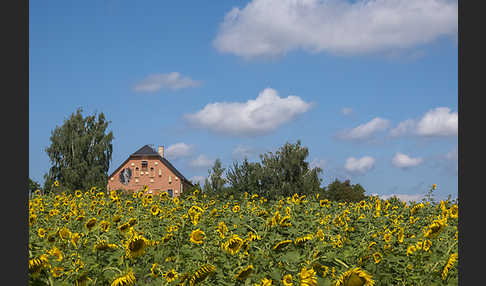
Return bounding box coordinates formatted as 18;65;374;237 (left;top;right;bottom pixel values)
158;146;164;158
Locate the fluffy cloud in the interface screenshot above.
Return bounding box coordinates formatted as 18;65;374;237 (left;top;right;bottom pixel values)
213;0;458;59
337;117;390;141
165;143;194;160
189;154;214;168
310;158;326;170
390;107;458;137
133;72;201;92
345;156;375;175
416;107;458;136
184;88;312;136
391;152;424;169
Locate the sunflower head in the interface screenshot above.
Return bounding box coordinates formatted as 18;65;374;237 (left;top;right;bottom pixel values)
334;267;374;286
85;218;97;230
111;269;136;286
282;274;293;286
235;265;253;280
190;229;205;244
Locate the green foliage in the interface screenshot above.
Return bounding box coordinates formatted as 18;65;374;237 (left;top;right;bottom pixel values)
223;140;323;200
324;179;366;202
29;178;41;195
43;108;114;193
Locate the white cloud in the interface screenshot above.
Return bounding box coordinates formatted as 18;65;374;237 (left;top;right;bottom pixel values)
379;193;424;202
133;72;201;92
165;143;194;160
213;0;458;59
391;152;424;169
389;119;416;137
184;88;312;136
345;156;375;175
416;107;458;136
189;154;214;168
341;107;353;116
337;117;390;141
390;107;458;137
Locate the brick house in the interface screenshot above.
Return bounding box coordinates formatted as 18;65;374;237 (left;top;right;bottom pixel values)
107;145;193;197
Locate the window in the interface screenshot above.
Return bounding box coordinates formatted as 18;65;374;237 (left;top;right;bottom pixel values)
141;161;148;171
150;167;155;177
135;167;139;177
168;189;173;198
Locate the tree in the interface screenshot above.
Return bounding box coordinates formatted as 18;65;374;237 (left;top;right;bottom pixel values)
203;159;226;196
225;158;263;197
258;140;322;199
29;178;41;196
324;179;366;202
43;108;114;193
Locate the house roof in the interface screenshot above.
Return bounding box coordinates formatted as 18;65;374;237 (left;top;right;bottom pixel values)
108;145;193;186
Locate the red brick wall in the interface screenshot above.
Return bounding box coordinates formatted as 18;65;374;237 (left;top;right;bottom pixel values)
107;157;187;197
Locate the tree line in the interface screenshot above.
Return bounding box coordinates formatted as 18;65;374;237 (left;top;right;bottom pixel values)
30;109;367;202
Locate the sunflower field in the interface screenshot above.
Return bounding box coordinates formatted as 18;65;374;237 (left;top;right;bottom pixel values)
28;186;458;286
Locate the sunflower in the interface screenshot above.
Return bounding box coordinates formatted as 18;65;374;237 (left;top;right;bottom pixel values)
449;204;458;219
273;240;293;251
190;229;205;244
441;252;458;280
75;190;83;198
118;223;131;233
150;263;161;278
50;266;64;278
279;215;292;227
111;269;136;286
424;218;446;239
71;233;82;248
222;234;244;255
49;247;63;262
235;265;254;280
112;215;122;223
128;218;137;226
125;233;149;259
423;240;432;252
282;274;293;286
299;267;317;286
99;220;111;232
85;218;97;230
397;228;404;243
295;234;313;246
372;252;382;264
28;254;49;277
256;277;273;286
188;264;215;286
150;205;160;216
320;199;331;208
383;232;392;243
53;180;60;187
93;239;118;251
232;205;240;213
334;267;374;286
217;221;228;239
311;262;329;277
38;228;46;238
164;269;179;282
406;245;416;256
59;227;72;241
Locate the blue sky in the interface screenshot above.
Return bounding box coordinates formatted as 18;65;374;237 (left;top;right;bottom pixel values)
30;0;458;201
